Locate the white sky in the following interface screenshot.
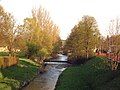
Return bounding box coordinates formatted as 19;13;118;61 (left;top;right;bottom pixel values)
1;0;120;40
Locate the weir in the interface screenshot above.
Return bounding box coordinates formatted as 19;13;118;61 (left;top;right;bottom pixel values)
23;54;68;90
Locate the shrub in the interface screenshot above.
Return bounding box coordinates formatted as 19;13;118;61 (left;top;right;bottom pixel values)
68;55;93;65
0;83;11;90
16;51;26;58
26;42;39;59
0;52;9;56
38;48;49;60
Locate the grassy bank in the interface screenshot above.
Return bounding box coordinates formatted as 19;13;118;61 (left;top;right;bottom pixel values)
0;58;40;90
55;57;120;90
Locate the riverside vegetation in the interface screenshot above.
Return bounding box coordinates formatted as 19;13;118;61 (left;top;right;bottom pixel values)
0;2;120;90
55;56;120;90
0;5;61;90
0;57;40;90
55;15;120;90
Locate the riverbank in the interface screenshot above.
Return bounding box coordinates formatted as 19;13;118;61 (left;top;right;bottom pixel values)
55;56;120;90
0;58;40;90
23;55;68;90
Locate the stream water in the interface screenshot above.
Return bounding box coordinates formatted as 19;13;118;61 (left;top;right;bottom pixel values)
22;54;68;90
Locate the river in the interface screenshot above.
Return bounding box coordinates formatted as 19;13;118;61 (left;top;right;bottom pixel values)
22;54;68;90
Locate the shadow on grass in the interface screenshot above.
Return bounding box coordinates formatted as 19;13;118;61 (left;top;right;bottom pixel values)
55;57;120;90
0;59;39;86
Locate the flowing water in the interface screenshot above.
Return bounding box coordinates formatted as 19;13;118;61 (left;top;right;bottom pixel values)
22;54;68;90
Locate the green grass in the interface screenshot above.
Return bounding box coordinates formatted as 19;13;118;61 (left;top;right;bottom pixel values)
0;58;40;90
55;57;120;90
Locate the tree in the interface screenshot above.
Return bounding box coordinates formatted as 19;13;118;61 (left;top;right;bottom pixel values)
0;5;17;55
65;15;100;61
107;18;120;58
26;42;39;59
99;18;120;70
52;38;62;57
20;7;60;60
14;25;28;51
81;16;100;58
32;7;60;54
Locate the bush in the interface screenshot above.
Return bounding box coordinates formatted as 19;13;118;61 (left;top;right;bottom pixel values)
0;52;9;56
0;83;11;90
68;55;93;65
37;48;49;60
55;57;120;90
0;78;20;89
26;42;39;59
16;51;26;58
1;58;39;89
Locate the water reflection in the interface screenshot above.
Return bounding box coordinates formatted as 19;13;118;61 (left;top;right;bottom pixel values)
51;54;68;61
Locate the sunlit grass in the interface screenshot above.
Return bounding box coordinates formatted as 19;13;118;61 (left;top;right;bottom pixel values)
19;58;40;67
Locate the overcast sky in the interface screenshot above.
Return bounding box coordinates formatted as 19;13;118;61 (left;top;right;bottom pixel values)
1;0;120;40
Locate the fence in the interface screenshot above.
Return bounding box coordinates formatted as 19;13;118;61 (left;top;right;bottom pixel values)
96;52;120;70
0;56;18;68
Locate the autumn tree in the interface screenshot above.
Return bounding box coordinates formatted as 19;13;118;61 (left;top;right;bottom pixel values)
52;38;62;57
65;15;100;61
14;25;28;52
107;18;120;58
0;5;17;55
98;36;107;53
20;7;60;60
103;18;120;70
